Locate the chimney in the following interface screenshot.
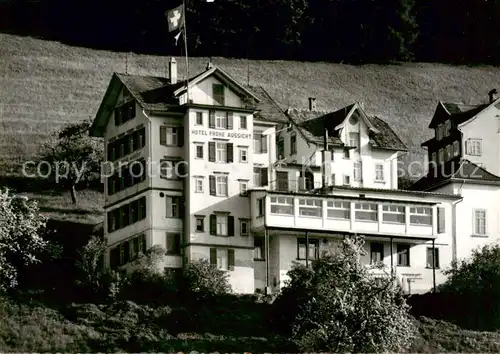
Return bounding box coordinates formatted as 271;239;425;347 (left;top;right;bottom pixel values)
168;57;177;84
206;58;214;70
488;89;498;103
308;97;316;111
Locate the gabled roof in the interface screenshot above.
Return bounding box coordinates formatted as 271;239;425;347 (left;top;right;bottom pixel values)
285;103;407;151
90;65;285;137
428;100;495;129
409;159;500;191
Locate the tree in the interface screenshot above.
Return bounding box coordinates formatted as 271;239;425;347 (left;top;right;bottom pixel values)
0;189;48;292
75;235;106;293
40;119;103;204
279;236;415;352
181;259;231;298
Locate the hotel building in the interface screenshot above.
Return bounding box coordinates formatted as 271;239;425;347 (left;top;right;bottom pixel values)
90;58;479;294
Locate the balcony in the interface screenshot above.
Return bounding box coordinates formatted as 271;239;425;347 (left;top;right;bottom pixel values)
250;187;442;240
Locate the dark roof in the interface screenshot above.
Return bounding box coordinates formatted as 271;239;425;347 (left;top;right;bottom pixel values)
428;101;490;128
245;85;289;123
409;160;500;191
286;105;407;151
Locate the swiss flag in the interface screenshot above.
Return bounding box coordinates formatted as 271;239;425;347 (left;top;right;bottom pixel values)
165;4;184;32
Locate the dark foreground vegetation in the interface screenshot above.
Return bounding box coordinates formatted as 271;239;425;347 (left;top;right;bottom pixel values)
1;0;500;64
3;189;500;352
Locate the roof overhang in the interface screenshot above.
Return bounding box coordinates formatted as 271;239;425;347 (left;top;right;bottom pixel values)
90;74;122;137
334;102;380;134
457;97;500;129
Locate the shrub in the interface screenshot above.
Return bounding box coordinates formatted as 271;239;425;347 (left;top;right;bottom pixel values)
280;236;415;353
438;242;500;329
181;259;231;298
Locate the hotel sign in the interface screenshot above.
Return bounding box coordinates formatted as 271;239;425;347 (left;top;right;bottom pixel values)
191;129;252;139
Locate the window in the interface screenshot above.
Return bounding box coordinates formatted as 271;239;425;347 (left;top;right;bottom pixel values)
290;133;297;154
298;198;322;217
215;112;227;129
239;180;248;196
355;202;378;221
382;205;405;223
216;214;228;236
216;142;227;162
166;127;178;146
397;244;410;266
446;144;452;161
195;216;204;232
240;116;247;129
194;177;204;193
270;196;294;215
107;127;146;162
277;137;285;159
196;112;203;125
257;198;265;216
109;234;146;269
474;209;487;235
438;148;444;164
349;132;359;149
444;120;451;136
160;159;180;180
166;233;181;255
212;84;225;106
343;175;351;185
327;200;350;219
254;132;268;153
195;144;204;159
466;138;482;156
426;248;440;268
209;175;228;196
114;100;136;126
453;140;460;157
331;174;336;185
254;237;264;259
210;248;235;270
375;164;384;181
253;167;268;187
240;219;249;236
107;197;146;233
353;162;362;181
166;196;184;218
107;159;146;195
344;148;350;159
409;206;432;225
297;238;319;260
370;242;384;263
239;147;248;163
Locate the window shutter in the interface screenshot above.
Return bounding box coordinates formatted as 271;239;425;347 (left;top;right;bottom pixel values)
130;102;136;120
166;232;173;253
178;128;184;147
209;175;216;195
179;197;185;218
437;207;445;233
209;214;217;235
227;112;233;129
465;140;470;154
228;249;235;269
228;215;235;236
209;110;216;128
210;248;217;265
123;241;130;264
208;142;216;162
261;134;268;153
160;126;166;146
261;168;268;186
227;143;234;163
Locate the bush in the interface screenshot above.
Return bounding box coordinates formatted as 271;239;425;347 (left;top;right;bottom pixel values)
279;236;415;353
437;243;500;329
181;259;231;299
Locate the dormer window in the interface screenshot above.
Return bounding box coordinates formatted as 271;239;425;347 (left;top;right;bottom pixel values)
213;84;225;106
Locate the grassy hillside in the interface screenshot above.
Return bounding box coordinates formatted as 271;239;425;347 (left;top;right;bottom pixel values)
2;33;500;174
1;33;500;222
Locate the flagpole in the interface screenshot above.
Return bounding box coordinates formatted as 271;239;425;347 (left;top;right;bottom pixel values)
182;0;190;104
